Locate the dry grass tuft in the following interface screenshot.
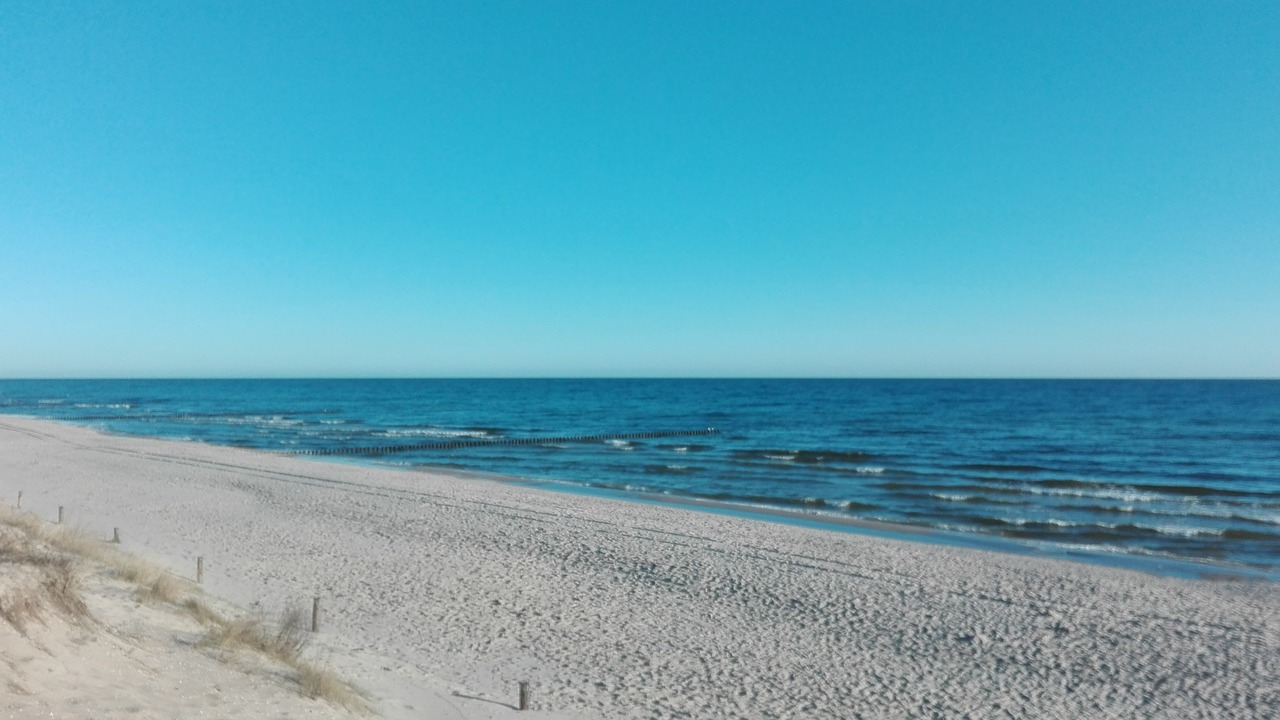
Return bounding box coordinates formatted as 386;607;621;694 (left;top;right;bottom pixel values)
1;504;367;713
296;662;368;712
41;524;107;561
203;615;264;655
201;607;309;664
0;586;43;634
111;554;161;585
0;512;93;634
38;557;88;620
0;506;47;539
199;607;368;711
182;597;225;626
137;572;189;605
271;605;311;662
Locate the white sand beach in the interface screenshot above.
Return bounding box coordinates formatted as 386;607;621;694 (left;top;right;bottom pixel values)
1;416;1276;719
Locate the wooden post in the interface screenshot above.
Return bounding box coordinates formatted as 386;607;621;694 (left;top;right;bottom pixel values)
311;597;321;633
112;527;121;544
15;491;21;509
58;506;64;524
519;681;530;711
197;556;204;583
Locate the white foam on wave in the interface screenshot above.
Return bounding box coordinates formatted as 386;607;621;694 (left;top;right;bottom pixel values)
1032;487;1280;527
606;439;634;450
933;522;979;533
1009;518;1084;528
1144;524;1223;538
224;415;304;428
1051;542;1133;556
1142;503;1280;527
764;454;796;462
379;428;488;439
1084;520;1223;538
855;466;885;474
1019;485;1163;504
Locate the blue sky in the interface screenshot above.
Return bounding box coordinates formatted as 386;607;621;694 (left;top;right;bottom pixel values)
2;1;1277;377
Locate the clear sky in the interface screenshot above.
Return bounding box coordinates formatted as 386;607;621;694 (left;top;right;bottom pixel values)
2;2;1277;378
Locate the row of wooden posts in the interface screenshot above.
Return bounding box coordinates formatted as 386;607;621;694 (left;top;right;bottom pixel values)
12;491;536;710
26;498;328;632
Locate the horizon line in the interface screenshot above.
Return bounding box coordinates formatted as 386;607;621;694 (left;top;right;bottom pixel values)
3;376;1278;382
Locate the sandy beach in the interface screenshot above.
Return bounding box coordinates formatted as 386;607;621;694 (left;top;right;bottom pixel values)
1;416;1276;719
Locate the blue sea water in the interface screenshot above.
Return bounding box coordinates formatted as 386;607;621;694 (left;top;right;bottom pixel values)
2;379;1278;575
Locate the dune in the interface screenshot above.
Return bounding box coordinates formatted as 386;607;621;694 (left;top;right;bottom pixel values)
0;503;363;719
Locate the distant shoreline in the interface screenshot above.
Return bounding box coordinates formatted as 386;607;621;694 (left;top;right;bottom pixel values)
420;459;1278;583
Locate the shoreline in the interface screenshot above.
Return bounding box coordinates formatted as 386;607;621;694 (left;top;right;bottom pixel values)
3;416;1277;718
352;453;1278;584
6;377;1277;575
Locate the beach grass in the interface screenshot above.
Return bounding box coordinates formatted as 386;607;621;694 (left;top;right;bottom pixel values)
0;503;368;713
0;521;91;635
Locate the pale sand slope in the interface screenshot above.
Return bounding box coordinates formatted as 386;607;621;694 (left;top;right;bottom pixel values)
1;517;359;720
1;417;1276;720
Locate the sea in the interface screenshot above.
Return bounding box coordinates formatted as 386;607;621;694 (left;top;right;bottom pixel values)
2;379;1277;578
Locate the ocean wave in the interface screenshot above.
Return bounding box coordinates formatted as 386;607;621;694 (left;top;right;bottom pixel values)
929;493;1009;504
952;463;1052;473
1051;502;1280;527
1221;528;1280;542
377;428;490;439
642;464;697;475
732;449;876;465
886;479;1219;507
1001;520;1236;541
693;492;839;510
658;443;713;453
223;415;304;428
73;402;133;409
1090;521;1222;538
938;513;1241;540
1016;485;1164;503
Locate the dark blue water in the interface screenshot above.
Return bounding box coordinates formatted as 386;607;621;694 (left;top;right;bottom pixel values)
3;379;1277;573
